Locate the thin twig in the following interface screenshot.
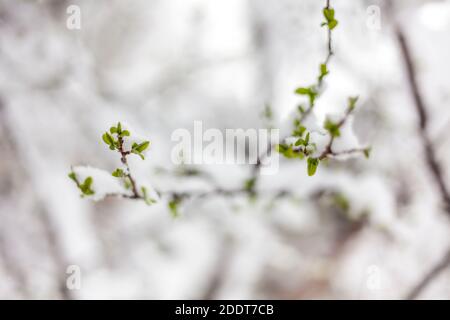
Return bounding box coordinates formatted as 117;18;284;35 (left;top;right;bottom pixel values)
318;106;353;160
117;136;140;199
252;0;335;179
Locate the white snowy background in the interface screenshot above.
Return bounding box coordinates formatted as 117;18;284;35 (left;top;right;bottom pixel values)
0;0;450;299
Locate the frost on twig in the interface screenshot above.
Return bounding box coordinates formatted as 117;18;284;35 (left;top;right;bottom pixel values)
275;5;370;176
69;122;158;205
69;166;132;201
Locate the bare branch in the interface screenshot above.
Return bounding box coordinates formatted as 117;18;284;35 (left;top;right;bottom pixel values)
117;135;140;199
405;247;450;300
395;29;450;215
394;17;450;300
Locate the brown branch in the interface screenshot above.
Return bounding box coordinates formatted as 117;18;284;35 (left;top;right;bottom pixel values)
394;21;450;300
405;247;450;300
0;97;72;299
395;29;450;215
117;136;140;199
252;0;335;179
318;106;353;160
106;186;294;204
202;235;233;299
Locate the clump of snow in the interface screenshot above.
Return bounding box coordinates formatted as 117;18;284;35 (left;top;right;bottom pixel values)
302;110;323;133
309;131;330;157
282;110;363;159
72;166;132;201
136;178;160;203
330;115;363;156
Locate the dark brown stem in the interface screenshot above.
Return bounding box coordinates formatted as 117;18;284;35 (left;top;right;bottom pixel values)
318;106;356;160
117;136;140;199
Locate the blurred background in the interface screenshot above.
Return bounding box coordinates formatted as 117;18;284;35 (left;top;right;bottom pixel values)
1;0;450;299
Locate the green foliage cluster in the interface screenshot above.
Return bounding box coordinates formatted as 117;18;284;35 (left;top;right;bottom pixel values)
68;172;95;196
276;5;369;177
102;122;150;160
321;7;338;30
69;122;155;203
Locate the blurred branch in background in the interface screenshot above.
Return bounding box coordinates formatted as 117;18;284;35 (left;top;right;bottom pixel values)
395;30;450;216
391;2;450;299
405;247;450;300
0;96;71;299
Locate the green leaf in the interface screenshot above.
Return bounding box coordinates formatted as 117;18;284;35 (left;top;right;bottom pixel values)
131;150;145;160
117;122;122;133
121;130;130;137
141;187;156;205
110;126;117;134
102;133;110;145
168;199;180;218
102;132;115;148
130;141;149;160
134;141;150;153
276;143;304;159
112;168;124;178
292;129;302;137
244;177;256;193
348;96;359;110
80;177;94;195
328;19;338;30
295;87;311;95
69;171;95;196
84;177;93;188
319;63;329;81
363;147;371;159
123;177;132;190
295;86;318;106
292;125;306;137
322;7;338;30
307;158;319;176
276;144;288;153
324;119;341;137
323;8;335;22
68;172;77;183
334;193;350;212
